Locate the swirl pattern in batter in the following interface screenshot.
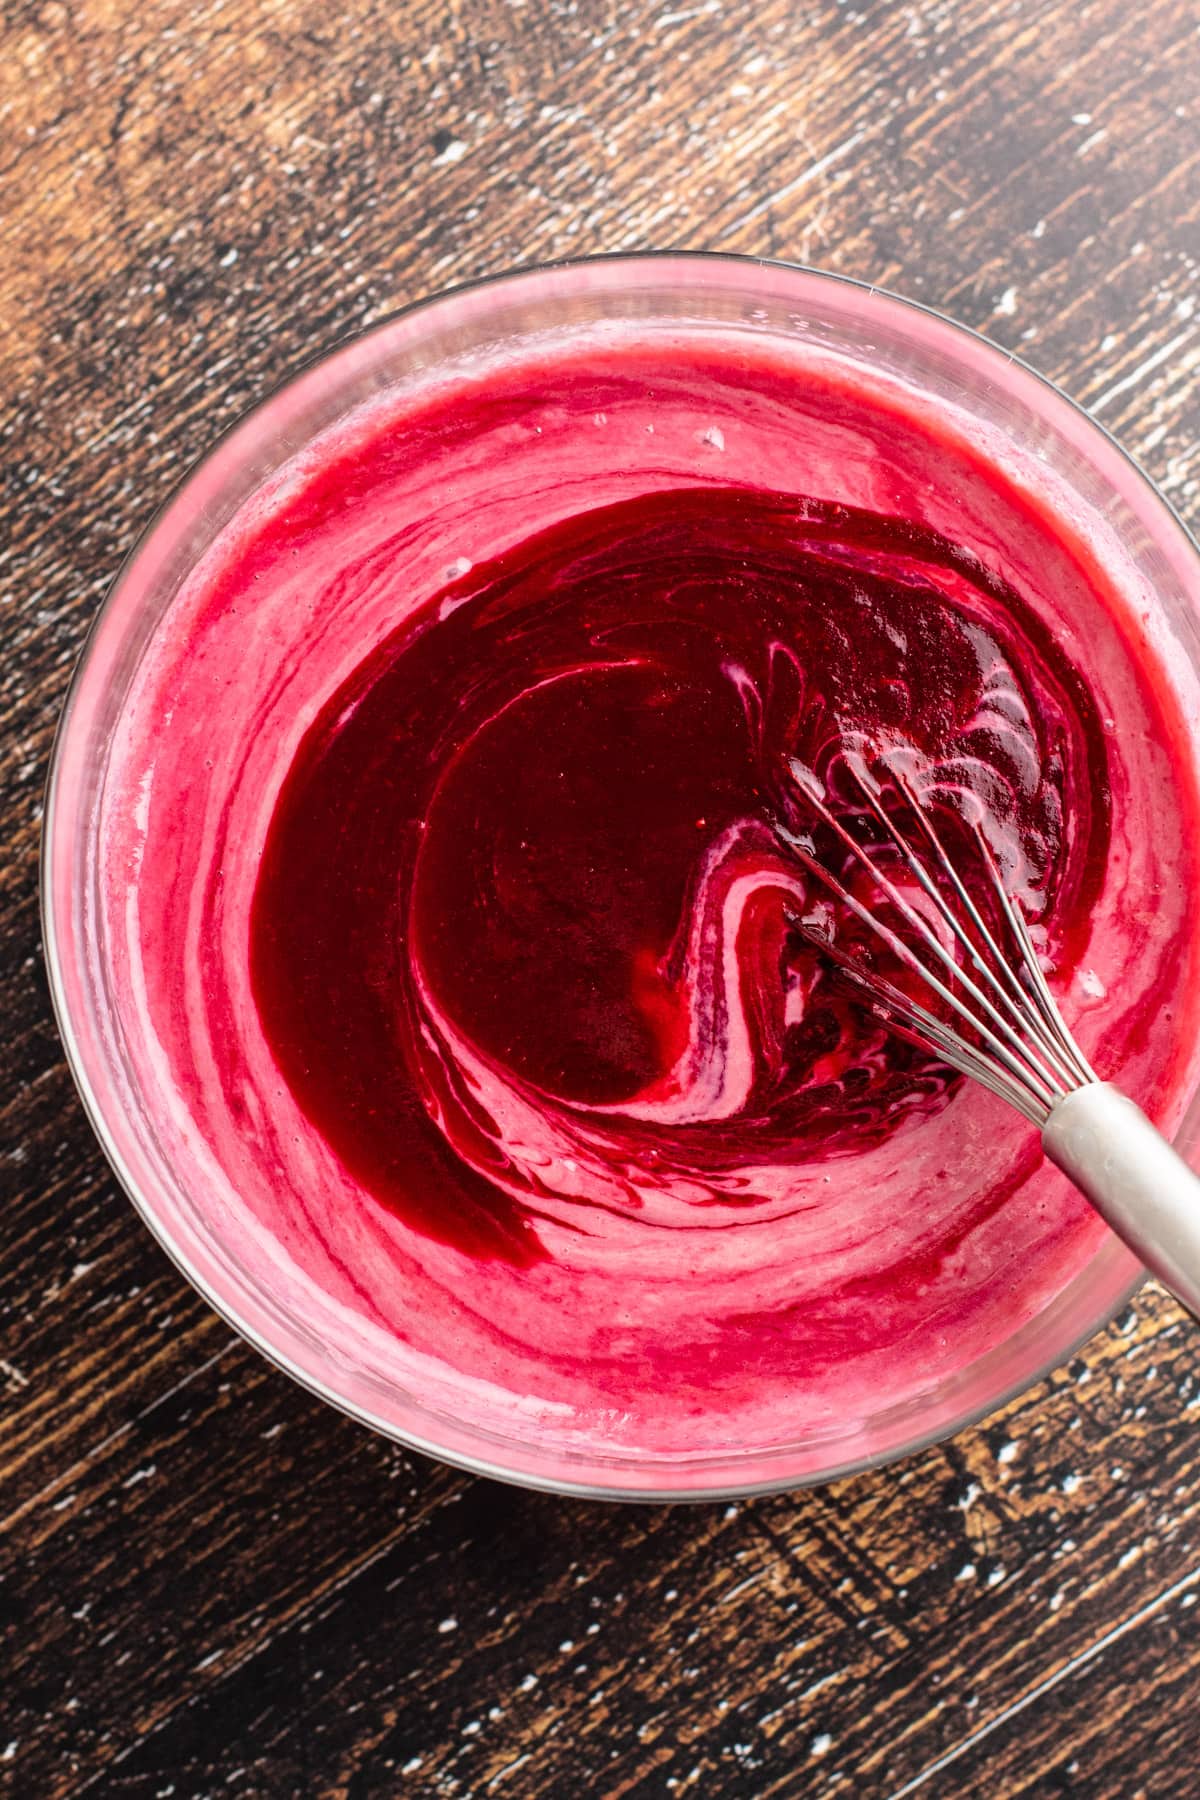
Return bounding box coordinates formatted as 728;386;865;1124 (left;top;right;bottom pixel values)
250;485;1112;1264
100;331;1200;1461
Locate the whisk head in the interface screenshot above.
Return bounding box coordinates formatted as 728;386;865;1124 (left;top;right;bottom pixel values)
780;749;1097;1128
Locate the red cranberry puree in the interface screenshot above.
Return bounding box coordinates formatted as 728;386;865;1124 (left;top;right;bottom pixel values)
104;332;1200;1455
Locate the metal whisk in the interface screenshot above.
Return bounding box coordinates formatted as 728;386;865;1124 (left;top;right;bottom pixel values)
780;749;1200;1320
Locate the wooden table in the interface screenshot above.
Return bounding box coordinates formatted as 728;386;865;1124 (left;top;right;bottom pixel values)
5;0;1200;1793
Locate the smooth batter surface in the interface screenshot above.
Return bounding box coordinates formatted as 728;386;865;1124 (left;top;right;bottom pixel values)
101;331;1200;1462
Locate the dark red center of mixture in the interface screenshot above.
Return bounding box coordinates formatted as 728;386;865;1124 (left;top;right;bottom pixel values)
250;484;1109;1264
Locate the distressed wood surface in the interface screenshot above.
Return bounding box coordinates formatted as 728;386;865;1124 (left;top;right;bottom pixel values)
4;0;1200;1794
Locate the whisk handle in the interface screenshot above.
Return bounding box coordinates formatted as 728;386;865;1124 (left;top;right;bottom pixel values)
1043;1082;1200;1320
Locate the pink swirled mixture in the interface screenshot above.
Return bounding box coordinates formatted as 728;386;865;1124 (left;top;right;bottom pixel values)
102;332;1200;1459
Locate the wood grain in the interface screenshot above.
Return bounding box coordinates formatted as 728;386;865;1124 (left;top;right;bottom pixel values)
3;0;1200;1794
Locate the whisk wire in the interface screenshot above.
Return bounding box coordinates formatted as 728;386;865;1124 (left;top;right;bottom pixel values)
782;754;1095;1127
815;936;1053;1125
991;874;1097;1088
780;819;1062;1116
844;759;1081;1100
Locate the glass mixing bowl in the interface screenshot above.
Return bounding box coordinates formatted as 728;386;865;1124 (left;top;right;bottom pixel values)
42;255;1200;1498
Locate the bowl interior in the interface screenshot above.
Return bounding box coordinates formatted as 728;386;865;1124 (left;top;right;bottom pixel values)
43;256;1200;1496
